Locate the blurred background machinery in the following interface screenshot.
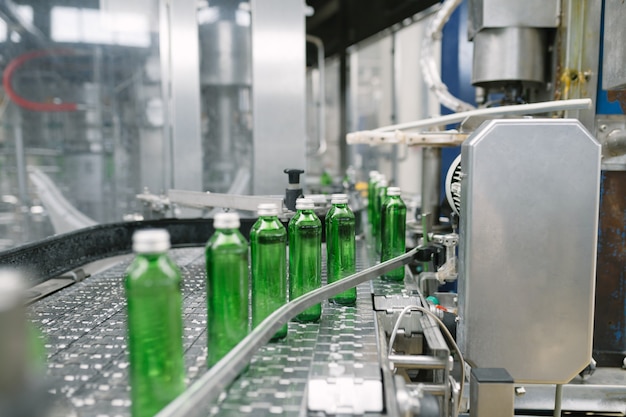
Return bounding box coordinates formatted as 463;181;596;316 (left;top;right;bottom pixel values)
0;0;624;416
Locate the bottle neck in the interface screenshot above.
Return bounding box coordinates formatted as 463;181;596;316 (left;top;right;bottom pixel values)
216;227;238;234
259;215;278;221
135;252;166;260
332;203;348;209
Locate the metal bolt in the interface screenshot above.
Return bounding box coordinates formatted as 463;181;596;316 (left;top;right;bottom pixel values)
515;386;526;396
600;124;608;132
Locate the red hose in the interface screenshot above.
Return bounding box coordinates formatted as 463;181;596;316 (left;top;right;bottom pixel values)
3;49;78;112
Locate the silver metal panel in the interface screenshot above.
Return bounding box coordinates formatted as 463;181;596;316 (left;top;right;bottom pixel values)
468;0;559;39
251;0;306;195
199;20;251;86
167;0;203;194
458;119;601;384
602;0;626;90
472;27;546;87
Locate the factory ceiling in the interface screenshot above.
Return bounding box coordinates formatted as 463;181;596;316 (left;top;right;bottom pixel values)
306;0;439;60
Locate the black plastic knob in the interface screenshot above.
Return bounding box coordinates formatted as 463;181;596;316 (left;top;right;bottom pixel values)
284;169;305;185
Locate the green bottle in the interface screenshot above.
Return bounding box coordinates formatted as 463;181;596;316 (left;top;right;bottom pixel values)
288;198;322;322
373;177;388;252
205;212;249;367
367;170;379;225
125;229;185;417
325;194;356;305
381;187;407;281
250;203;288;340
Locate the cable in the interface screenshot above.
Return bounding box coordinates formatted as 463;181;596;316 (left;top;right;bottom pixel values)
421;0;475;113
387;304;465;416
2;49;78;112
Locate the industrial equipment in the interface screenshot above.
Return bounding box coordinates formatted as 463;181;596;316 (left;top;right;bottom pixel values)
0;0;624;416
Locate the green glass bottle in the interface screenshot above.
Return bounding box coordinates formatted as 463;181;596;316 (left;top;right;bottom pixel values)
288;198;322;322
373;178;388;253
380;187;407;281
205;212;249;367
326;194;357;305
250;203;288;340
125;229;185;417
367;170;379;226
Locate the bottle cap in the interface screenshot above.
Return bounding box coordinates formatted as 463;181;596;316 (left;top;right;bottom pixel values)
295;198;315;210
369;170;380;179
258;203;279;216
133;229;170;253
387;187;401;196
378;179;388;187
331;195;348;204
214;212;240;229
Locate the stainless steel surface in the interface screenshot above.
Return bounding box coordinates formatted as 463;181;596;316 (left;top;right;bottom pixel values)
468;0;559;39
421;147;441;229
306;35;327;156
250;0;306;195
458;119;601;384
469;369;514;417
199;17;251;86
515;368;626;414
602;0;626;90
472;27;546;87
597;116;626;171
168;0;204;199
388;354;448;370
167;189;284;212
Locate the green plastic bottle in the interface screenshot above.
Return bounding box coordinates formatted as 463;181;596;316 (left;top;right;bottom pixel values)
367;170;379;225
373;177;388;253
326;194;356;305
205;212;249;367
125;229;185;417
380;187;407;281
250;203;288;340
288;198;322;322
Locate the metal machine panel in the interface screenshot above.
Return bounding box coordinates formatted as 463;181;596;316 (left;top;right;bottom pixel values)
251;0;306;195
468;0;559;39
602;0;626;90
458;119;601;384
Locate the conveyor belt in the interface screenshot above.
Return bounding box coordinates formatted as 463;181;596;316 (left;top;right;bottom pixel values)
30;244;390;417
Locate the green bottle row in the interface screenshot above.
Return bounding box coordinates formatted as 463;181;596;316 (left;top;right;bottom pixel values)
124;195;358;417
367;171;407;281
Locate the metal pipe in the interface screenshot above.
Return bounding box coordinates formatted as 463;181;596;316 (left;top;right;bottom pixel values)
554;384;563;417
421;147;441;229
306;35;327;156
388;354;448;370
407;383;448;396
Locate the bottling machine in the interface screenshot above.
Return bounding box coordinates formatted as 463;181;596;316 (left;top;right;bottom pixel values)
0;0;624;416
